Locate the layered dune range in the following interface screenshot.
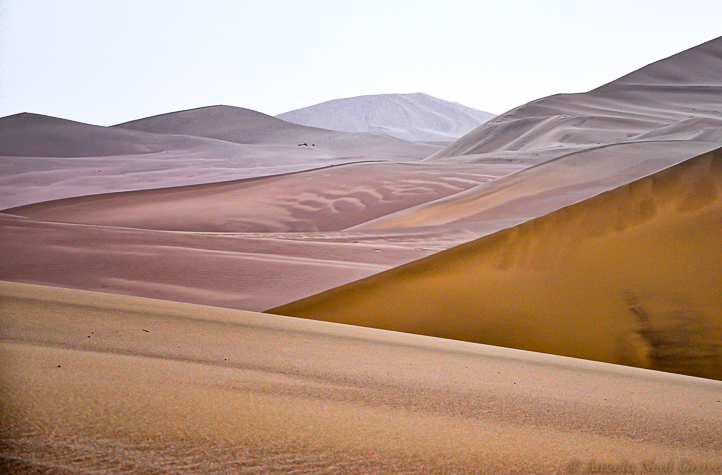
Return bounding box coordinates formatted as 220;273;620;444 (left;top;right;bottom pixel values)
2;281;721;474
430;37;722;161
0;160;519;311
272;147;722;380
2;35;722;473
4;162;505;233
0;107;442;209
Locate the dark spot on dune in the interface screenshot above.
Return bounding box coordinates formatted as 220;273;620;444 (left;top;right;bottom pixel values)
142;329;150;333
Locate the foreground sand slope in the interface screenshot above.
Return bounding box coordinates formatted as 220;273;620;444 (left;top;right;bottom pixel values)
1;281;721;473
271;148;722;380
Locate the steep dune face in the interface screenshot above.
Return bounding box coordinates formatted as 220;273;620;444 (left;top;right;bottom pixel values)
277;93;496;142
429;36;722;160
271;148;722;380
354;140;720;230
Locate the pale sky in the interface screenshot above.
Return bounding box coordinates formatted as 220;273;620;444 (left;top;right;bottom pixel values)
1;0;720;126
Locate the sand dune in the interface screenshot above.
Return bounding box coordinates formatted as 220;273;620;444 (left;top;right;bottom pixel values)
277;93;496;142
114;104;350;144
114;104;439;157
0;210;485;311
429;36;722;161
4;162;502;232
0;108;442;209
2;281;721;473
355;140;721;230
0;112;220;158
271;148;722;380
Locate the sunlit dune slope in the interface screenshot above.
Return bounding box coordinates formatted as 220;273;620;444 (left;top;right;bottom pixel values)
271;148;722;380
1;281;721;473
355;140;720;230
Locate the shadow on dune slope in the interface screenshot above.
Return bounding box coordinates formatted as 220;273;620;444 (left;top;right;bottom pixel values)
271;147;722;380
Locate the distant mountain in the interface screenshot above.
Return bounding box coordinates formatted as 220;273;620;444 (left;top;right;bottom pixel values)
113;105;348;145
430;36;722;160
276;93;496;142
0;112;216;157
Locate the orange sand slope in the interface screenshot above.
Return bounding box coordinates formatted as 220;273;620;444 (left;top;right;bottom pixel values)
271;148;722;381
2;281;721;474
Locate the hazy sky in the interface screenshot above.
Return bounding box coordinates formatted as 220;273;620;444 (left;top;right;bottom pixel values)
1;0;720;126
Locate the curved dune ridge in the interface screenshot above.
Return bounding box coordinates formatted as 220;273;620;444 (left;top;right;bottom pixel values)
3;162;503;233
2;281;721;474
0;106;441;209
271;147;722;380
428;36;722;161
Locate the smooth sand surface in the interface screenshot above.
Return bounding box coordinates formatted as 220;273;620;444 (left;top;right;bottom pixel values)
271;148;722;380
0;209;490;311
429;36;722;161
356;141;721;230
276;93;496;142
2;281;721;474
0;107;441;209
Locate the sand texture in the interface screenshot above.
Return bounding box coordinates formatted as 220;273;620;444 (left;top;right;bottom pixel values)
0;107;441;209
271;147;722;380
2;281;721;474
2;36;722;473
429;37;722;161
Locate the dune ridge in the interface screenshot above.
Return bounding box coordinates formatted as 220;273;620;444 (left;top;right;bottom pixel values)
271;147;722;380
3;162;503;233
429;36;722;161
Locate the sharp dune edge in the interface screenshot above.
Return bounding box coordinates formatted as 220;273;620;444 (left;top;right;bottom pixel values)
271;147;722;380
2;281;721;474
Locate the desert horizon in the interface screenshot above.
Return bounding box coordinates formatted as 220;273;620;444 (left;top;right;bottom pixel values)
2;25;722;474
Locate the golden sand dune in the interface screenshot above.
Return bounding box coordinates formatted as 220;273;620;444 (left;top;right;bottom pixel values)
4;162;505;233
271;148;722;380
356;140;721;230
2;281;721;473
